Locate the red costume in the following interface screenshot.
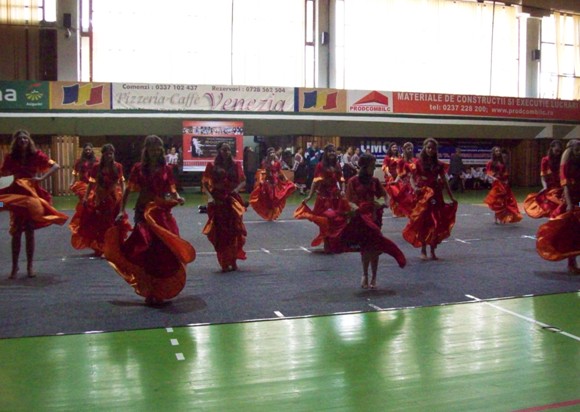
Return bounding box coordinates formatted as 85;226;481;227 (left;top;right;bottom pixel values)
70;158;96;200
536;154;580;262
341;176;406;268
202;161;247;271
483;160;522;224
382;155;400;183
385;158;417;218
104;163;195;301
250;160;296;221
0;151;68;234
294;162;350;252
402;159;457;248
69;162;130;254
524;155;563;219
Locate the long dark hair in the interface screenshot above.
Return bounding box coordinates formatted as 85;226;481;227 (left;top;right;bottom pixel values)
419;138;439;171
402;142;414;162
387;142;399;158
490;146;504;174
97;143;119;185
141;135;166;175
548;140;563;174
321;144;339;170
214;142;238;181
9;129;37;160
357;153;376;185
81;143;96;162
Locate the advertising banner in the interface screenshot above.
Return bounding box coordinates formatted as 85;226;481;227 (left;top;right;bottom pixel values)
50;82;111;110
0;81;49;110
347;90;394;114
113;83;294;112
295;88;347;113
182;121;244;172
393;92;580;122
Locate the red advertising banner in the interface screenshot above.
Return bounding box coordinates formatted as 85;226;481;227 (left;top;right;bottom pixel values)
182;121;244;172
392;92;580;122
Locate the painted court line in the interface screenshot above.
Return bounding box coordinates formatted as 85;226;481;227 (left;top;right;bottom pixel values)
465;294;580;342
274;311;285;318
368;304;383;311
170;339;179;346
175;353;185;361
513;398;580;412
166;327;174;333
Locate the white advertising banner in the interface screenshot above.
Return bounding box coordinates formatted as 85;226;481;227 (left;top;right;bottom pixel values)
112;83;294;112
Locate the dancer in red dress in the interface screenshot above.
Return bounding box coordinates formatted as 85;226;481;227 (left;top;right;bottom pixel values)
402;138;457;260
343;153;406;289
0;130;67;278
104;135;195;305
387;141;417;218
536;140;580;274
70;143;97;202
484;146;522;224
524;140;564;219
69;144;130;255
294;144;350;253
202;142;247;272
250;148;296;221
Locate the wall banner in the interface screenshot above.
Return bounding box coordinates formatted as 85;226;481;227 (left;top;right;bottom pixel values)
393;92;580;122
50;82;111;110
295;88;347;113
347;90;394;114
113;84;294;112
182;121;244;172
0;81;50;110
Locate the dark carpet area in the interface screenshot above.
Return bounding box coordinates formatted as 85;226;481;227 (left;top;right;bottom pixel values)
1;203;578;339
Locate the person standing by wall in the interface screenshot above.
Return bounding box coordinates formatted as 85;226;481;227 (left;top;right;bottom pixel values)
449;147;465;193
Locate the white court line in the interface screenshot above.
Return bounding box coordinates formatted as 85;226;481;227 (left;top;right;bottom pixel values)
300;247;312;253
521;235;537;240
454;238;470;244
170;339;179;346
261;248;271;254
368;304;383;311
274;311;285;318
465;294;580;342
166;327;174;333
175;353;185;361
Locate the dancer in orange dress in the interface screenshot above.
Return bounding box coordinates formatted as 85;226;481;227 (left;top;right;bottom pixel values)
0;129;67;278
536;140;580;274
250;148;296;221
343;153;406;289
402;138;457;260
69;144;130;255
104;135;195;305
69;143;97;202
523;140;564;219
387;141;417;218
483;146;522;224
202;142;247;272
294;143;350;253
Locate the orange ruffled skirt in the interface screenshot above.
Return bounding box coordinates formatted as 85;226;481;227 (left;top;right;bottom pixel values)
523;188;563;219
104;199;196;300
403;187;457;248
484;180;522;224
536;209;580;261
250;178;296;221
385;181;416;218
0;178;68;235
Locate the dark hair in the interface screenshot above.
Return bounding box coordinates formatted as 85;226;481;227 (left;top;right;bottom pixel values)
387;142;399;157
321;144;338;168
97;144;119;185
357;153;376;184
214;142;238;181
81;142;97;162
9;129;37;160
419;138;439;167
141;135;166;175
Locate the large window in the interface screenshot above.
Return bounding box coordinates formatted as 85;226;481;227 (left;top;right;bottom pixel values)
334;0;519;96
87;0;308;87
0;0;56;24
540;13;580;100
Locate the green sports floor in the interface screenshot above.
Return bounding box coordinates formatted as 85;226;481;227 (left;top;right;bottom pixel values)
1;292;578;411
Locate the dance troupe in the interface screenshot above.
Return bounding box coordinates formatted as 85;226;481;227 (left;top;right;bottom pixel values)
1;130;579;305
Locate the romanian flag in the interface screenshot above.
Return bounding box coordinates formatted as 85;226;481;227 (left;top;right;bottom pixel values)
303;90;338;110
63;84;104;106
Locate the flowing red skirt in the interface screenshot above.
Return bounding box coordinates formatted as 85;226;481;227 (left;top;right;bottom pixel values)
484;180;522;223
403;187;457;248
385;181;416;218
339;202;407;267
536;209;580;261
523;188;563;219
69;186;131;254
203;193;247;270
70;181;88;201
250;179;296;221
104;199;196;300
0;178;68;235
294;196;351;252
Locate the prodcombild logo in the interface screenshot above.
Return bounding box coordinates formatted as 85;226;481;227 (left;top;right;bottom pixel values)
349;91;392;113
